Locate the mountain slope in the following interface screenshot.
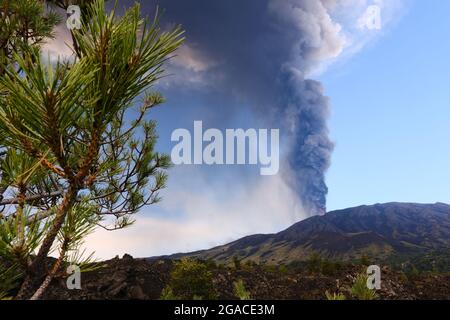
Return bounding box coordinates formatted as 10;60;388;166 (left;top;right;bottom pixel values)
161;203;450;264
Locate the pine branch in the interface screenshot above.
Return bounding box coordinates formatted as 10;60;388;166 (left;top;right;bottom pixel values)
0;190;64;206
1;0;184;299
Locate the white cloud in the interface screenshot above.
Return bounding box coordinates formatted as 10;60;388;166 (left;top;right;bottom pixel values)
82;0;408;259
85;166;305;259
172;44;217;73
269;0;347;67
42;24;74;62
326;0;407;65
273;0;407;76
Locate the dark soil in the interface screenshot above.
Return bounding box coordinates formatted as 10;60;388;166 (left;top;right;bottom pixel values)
41;254;450;300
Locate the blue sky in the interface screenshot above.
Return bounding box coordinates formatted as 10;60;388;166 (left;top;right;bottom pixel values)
323;0;450;210
56;0;450;258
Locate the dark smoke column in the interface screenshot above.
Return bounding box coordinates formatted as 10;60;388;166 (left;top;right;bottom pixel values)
270;0;342;216
137;0;342;217
280;70;334;216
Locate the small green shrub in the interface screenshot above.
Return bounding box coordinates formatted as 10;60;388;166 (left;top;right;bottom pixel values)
321;259;342;276
398;272;409;283
286;260;304;272
205;259;217;269
265;265;277;273
351;273;378;300
406;266;421;280
359;254;372;266
325;291;346;300
245;260;258;268
233;256;242;270
233;280;251;300
168;258;216;300
159;286;179;300
305;253;342;275
306;252;323;274
279;265;288;274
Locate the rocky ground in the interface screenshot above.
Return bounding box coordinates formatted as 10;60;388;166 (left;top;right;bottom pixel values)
40;254;450;300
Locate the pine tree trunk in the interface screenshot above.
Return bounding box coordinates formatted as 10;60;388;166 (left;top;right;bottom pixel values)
15;185;79;299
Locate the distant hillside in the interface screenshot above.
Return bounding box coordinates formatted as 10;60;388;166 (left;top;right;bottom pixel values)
156;203;450;264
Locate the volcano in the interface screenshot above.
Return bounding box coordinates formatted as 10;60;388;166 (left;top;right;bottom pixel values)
154;202;450;264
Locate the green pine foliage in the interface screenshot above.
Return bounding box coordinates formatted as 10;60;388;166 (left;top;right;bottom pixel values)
0;0;61;73
351;273;378;300
0;0;184;299
165;258;216;300
232;255;242;270
305;252;343;275
159;286;180;300
325;291;346;300
233;279;251;300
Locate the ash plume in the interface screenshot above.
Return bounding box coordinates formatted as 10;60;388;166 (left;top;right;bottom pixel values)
281;71;334;215
133;0;345;216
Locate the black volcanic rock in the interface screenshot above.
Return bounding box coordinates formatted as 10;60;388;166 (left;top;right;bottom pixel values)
36;203;450;300
41;256;450;300
158;203;450;264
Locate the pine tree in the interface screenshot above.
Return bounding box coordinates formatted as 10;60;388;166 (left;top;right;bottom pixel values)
0;0;61;74
0;0;184;299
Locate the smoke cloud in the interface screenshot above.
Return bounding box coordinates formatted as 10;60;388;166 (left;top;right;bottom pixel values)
269;0;345;214
114;0;403;217
44;0;407;257
136;0;343;215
